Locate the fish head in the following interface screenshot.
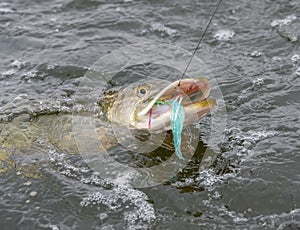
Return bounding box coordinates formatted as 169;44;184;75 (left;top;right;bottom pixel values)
101;78;216;132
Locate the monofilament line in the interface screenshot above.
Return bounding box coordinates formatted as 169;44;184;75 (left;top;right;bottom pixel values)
178;0;223;86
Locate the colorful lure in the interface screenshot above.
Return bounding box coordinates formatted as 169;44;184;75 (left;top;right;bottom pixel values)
151;98;185;159
170;97;185;160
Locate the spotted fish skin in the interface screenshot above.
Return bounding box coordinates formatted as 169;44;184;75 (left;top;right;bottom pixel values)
170;98;185;160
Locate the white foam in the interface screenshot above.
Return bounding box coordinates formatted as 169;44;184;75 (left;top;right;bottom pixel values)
222;128;279;161
2;69;17;77
256;209;300;229
10;60;27;69
252;78;264;87
80;185;156;227
250;50;263;57
150;23;177;37
295;67;300;76
48;149;156;227
291;54;300;64
0;7;14;13
271;15;297;27
196;169;222;189
214;29;235;41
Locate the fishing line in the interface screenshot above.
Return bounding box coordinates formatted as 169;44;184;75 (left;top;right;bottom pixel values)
178;0;223;86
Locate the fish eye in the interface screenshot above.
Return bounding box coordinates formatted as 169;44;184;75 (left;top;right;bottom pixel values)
140;88;146;94
137;85;148;98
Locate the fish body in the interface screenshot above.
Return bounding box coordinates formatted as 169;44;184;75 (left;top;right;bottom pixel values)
1;78;215;165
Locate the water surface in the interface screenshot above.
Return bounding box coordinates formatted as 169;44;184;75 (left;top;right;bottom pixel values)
0;0;299;229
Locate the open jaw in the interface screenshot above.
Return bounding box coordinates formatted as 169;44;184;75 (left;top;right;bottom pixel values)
138;78;216;131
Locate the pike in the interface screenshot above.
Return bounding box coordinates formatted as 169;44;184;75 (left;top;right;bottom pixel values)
0;77;216;176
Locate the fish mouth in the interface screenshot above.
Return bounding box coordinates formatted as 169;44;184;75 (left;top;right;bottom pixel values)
138;78;216;130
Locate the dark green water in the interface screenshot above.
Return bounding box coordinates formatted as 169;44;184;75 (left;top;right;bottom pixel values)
0;0;299;229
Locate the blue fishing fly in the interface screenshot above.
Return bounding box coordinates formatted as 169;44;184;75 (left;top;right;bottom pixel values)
153;97;185;159
170;98;185;160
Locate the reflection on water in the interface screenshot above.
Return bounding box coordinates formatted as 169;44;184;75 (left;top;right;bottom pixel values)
0;0;300;228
